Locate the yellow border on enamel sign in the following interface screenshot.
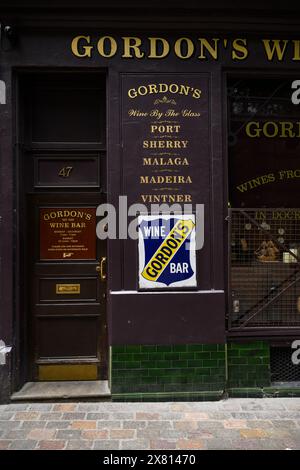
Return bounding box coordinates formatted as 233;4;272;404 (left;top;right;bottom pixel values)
141;219;195;282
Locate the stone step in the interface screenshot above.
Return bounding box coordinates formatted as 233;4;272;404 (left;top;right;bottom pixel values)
11;381;111;401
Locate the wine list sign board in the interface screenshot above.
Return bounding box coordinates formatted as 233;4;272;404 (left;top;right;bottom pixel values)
39;207;96;260
121;74;210;206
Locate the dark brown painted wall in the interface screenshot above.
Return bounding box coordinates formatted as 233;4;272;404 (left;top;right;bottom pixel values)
1;6;300;398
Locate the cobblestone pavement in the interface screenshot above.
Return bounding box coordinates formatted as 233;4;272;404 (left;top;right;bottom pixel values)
0;398;300;450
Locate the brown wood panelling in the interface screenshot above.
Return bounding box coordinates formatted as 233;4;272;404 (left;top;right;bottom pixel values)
20;73;108;381
39;277;98;302
34;155;101;188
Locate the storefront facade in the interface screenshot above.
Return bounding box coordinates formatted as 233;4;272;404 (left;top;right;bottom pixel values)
1;1;300;403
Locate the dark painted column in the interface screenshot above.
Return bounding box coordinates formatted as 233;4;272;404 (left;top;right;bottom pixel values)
0;60;13;403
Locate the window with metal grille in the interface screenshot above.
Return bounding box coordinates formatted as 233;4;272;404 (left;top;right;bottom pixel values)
229;209;300;328
227;76;300;329
270;347;300;383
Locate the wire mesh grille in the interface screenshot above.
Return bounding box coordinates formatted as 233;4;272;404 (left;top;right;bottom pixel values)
229;209;300;328
270;347;300;382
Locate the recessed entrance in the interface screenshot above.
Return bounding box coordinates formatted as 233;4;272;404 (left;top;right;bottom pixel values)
18;72;107;383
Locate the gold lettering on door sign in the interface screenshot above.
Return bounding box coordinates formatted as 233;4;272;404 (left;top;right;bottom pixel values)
63;252;74;258
56;284;81;294
59;166;73;178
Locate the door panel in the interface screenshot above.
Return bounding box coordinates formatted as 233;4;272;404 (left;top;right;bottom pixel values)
34;154;101;189
39;277;98;302
37;317;99;358
38;364;98;381
19;73;107;383
30;80;105;145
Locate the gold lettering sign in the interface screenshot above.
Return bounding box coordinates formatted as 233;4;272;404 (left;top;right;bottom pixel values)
245;121;300;138
40;207;96;260
56;284;81;294
71;37;300;62
122;74;207;205
58;166;73;178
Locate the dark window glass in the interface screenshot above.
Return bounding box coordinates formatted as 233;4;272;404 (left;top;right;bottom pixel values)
228;77;300;208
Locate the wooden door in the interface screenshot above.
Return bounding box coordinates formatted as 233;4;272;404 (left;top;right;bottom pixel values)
28;193;107;381
19;72;107;381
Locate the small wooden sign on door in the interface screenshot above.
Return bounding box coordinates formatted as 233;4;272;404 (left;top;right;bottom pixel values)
39;207;96;260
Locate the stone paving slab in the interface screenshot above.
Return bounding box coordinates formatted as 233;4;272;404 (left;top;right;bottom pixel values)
0;398;299;450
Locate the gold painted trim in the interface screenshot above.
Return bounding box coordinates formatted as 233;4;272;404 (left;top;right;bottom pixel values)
56;283;81;294
38;364;97;381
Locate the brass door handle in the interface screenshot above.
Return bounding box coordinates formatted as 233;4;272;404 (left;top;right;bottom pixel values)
96;257;107;281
